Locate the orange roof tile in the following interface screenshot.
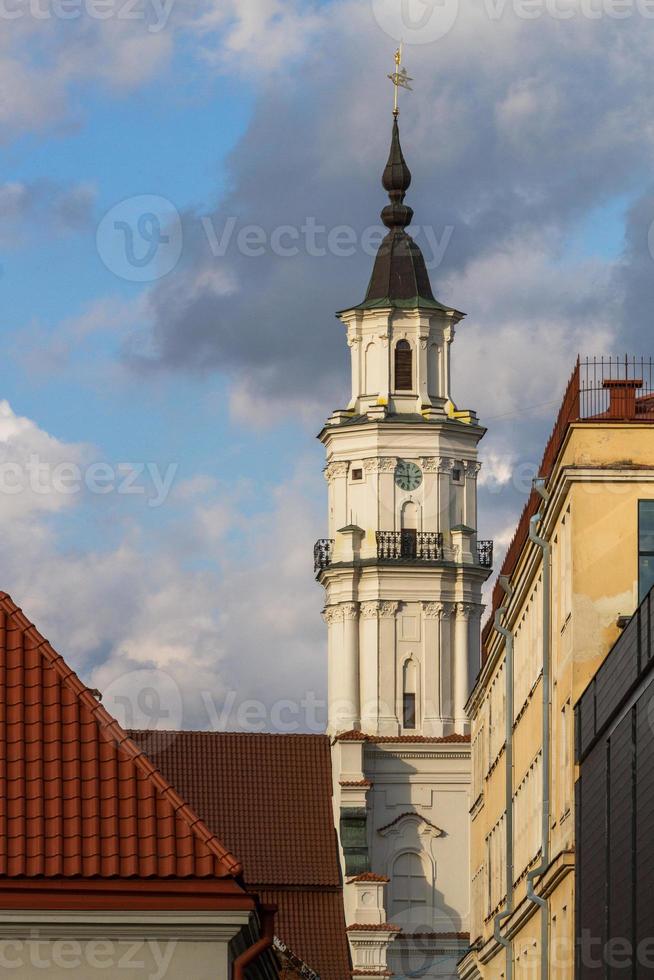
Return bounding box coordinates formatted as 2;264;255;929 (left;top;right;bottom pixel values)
130;730;351;980
0;593;241;884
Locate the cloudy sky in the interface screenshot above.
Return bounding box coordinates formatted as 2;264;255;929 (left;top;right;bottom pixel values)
1;0;653;731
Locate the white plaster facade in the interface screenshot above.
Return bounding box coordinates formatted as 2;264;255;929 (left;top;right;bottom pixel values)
318;301;491;978
0;910;262;980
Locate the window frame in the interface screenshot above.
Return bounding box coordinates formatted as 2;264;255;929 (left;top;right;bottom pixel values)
394;340;413;392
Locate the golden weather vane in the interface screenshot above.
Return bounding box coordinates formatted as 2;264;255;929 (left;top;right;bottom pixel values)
388;45;413;116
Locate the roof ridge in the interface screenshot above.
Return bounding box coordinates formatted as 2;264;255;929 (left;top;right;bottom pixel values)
0;592;242;880
129;729;329;740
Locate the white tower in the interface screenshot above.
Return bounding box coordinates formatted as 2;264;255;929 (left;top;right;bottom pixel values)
318;113;492;978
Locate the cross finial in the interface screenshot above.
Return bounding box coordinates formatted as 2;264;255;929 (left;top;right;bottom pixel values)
388;45;413;117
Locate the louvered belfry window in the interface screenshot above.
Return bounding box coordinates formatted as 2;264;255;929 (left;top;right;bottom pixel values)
395;340;413;391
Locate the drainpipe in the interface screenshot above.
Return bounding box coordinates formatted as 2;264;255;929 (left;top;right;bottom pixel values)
526;478;551;980
493;574;514;980
233;904;277;980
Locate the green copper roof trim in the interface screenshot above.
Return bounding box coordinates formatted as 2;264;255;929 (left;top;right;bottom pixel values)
337;295;461;315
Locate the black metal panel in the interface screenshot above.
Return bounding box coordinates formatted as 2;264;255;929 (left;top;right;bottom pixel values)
595;615;639;734
578;678;597;762
608;714;634;970
577;746;607;979
635;689;654;980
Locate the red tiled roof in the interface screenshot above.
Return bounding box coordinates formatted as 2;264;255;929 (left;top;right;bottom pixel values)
260;888;350;980
346;923;401;932
130;730;351;980
129;731;339;886
347;872;390;883
335;730;470;744
0;593;242;887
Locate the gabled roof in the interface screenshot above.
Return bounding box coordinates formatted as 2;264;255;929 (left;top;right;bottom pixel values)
0;593;242;886
130;730;351;980
128;731;339;886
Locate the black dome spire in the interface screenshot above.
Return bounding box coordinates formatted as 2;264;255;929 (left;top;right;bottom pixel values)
357;115;441;311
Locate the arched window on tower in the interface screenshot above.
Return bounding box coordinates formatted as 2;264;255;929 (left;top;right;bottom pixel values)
394;340;413;391
392;851;429;915
403;658;417;730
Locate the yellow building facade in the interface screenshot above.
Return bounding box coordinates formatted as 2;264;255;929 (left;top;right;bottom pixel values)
460;361;654;979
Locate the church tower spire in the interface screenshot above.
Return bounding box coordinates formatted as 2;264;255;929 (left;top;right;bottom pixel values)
362;114;437;307
318;67;492;975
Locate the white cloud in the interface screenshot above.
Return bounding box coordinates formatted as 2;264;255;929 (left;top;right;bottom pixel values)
0;402;325;731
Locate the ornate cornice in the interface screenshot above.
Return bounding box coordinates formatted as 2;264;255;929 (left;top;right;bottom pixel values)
463;460;482;478
364;457;396;474
322;605;344;625
455;602;476;619
324;461;349;481
342;602;359;620
437;457;455;474
379;601;401;619
422;602;442;620
420;457;440;474
361;601;382;619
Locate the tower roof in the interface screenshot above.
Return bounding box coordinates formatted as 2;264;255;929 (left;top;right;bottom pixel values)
353;115;446;312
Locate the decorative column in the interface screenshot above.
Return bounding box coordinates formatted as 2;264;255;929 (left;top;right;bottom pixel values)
422;601;443;737
323;604;344;734
342;602;361;733
378;600;401;736
324;461;349;533
360;601;381;732
347;330;362;406
454;602;473;733
467;603;484;697
373;457;397;535
437;457;454;550
441;321;455;403
324;602;360;734
417;327;430;407
420;457;440;533
463;460;481;534
440;601;455;729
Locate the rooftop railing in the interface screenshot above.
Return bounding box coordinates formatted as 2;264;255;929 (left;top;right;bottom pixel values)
483;355;654;648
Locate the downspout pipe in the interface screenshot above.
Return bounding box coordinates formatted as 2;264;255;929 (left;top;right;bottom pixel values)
233;904;277;980
493;574;514;980
526;478;551;980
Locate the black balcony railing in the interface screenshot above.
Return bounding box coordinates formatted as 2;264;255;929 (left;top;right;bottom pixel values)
314;538;334;573
376;531;443;561
314;532;491;570
477;540;493;568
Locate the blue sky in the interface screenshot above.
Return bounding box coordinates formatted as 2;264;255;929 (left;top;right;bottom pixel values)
2;0;654;730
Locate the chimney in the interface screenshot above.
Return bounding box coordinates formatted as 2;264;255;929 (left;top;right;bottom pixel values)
602;378;642;420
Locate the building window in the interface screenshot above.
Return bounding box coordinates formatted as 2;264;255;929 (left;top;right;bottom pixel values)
403;659;417;729
394;340;413;391
351;468;363;481
639;500;654;602
451;466;463;484
393;851;428;913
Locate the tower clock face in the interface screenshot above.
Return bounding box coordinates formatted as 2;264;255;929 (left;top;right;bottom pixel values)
395;460;422;492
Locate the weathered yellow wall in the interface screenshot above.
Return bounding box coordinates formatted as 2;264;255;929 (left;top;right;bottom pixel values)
463;421;654;978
